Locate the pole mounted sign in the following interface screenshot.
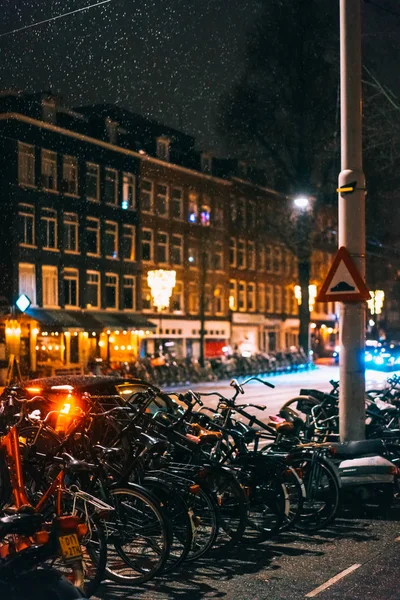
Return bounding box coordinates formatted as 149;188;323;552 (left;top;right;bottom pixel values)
316;246;370;303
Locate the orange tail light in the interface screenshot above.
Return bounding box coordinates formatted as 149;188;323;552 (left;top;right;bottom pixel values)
57;515;81;532
77;523;88;538
189;484;201;495
34;531;50;545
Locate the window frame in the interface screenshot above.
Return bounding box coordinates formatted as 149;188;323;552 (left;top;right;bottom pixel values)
238;280;247;312
237;239;247;269
229;238;237;267
104;167;119;205
105;272;119;310
63;267;79;308
214;285;224;315
247;282;256;312
19;263;37;306
104;220;118;260
171;187;184;220
141;179;154;213
248;241;256;270
156;231;169;265
141;228;154;263
170;233;183;266
63;212;79;254
229;279;238;311
258;283;266;313
122;224;136;262
41;149;57;192
85;162;100;202
18;142;35;187
170;281;184;314
156;138;170;161
86;270;100;309
86;217;100;257
42;265;59;308
62;155;78;196
122;172;136;209
19;203;35;247
155;183;169;218
41;208;58;251
123;275;136;311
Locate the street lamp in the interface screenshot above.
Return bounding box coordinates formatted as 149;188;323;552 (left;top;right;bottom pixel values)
293;196;310;210
147;269;176;353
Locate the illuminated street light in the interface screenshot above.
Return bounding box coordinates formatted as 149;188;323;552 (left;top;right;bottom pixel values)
147;269;177;311
367;290;384;315
294;284;318;313
293;196;310;210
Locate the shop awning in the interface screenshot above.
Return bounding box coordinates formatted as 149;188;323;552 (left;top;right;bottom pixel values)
25;309;156;332
26;308;84;330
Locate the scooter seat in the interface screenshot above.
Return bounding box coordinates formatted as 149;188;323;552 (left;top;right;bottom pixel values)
329;438;385;458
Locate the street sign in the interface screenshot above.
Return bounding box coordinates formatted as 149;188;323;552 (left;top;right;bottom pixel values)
16;294;31;313
316;246;370;303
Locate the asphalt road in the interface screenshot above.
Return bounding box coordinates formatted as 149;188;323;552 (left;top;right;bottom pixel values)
96;365;400;600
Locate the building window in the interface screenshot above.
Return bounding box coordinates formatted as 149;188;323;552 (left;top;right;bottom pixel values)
229;238;237;267
18;142;35;187
63;268;79;307
64;212;78;253
105;221;118;259
19;204;35;246
284;286;292;314
229;280;238;311
86;163;99;201
171;234;183;265
123;275;136;310
157;232;169;264
213;200;223;226
142;229;154;262
41;208;57;250
42;265;58;307
19;263;36;306
122;173;135;209
156;184;168;217
266;245;273;272
156;138;170;161
205;284;213;315
230;198;238;223
213;242;223;271
62;156;78;195
247;282;256;312
141;282;152;311
171;281;183;313
258;246;266;270
171;187;183;220
187;244;198;267
86;271;100;309
200;202;211;226
188;283;199;314
214;285;224;314
266;284;273;313
122;224;135;261
238;240;246;269
105;273;118;309
238;281;246;312
248;201;256;229
258;283;266;313
273;247;282;274
188;192;198;223
248;242;256;270
105;168;118;204
141;180;154;213
238;198;246;227
41;149;57;191
86;217;100;256
274;285;282;313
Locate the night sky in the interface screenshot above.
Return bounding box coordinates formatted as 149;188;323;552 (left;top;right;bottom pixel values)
1;1;400;152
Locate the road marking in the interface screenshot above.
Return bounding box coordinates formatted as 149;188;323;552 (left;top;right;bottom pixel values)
305;564;362;598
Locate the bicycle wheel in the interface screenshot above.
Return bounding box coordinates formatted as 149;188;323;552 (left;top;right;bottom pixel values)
105;485;171;584
290;454;339;532
185;485;219;561
279;465;305;532
245;473;288;540
199;467;248;546
143;476;192;573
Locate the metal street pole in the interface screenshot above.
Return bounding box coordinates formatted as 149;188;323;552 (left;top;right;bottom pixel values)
338;0;366;441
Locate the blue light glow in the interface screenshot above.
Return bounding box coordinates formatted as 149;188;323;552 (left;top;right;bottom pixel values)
122;200;129;210
16;294;31;313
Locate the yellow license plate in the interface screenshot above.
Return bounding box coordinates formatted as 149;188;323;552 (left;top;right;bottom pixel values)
59;533;82;561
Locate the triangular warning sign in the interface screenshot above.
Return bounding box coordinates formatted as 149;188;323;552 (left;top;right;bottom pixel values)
316;247;370;303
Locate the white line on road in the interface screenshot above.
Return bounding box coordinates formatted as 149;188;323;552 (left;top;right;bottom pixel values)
305;563;361;598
